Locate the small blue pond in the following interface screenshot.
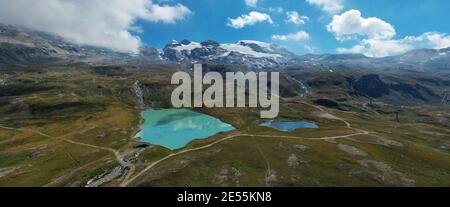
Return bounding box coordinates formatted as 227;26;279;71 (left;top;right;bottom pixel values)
136;109;235;150
259;121;319;132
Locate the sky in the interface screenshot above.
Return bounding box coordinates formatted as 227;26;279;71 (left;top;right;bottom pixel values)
0;0;450;57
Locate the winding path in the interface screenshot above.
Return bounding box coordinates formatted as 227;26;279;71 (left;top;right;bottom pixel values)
0;124;135;185
0;101;372;187
120;102;372;186
0;125;117;155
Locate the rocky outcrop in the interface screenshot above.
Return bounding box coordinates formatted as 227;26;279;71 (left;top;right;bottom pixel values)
314;99;339;108
348;74;441;104
353;74;390;98
337;144;368;157
133;80;145;109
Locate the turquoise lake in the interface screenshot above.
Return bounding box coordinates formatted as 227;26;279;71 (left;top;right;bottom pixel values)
136;109;235;150
259;121;319;132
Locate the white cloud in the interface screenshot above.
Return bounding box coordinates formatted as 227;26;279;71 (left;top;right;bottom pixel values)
227;11;273;29
336;32;450;57
245;0;258;7
267;7;284;13
306;0;344;14
328;9;403;57
304;45;318;53
405;32;450;49
337;39;412;57
327;10;396;41
143;2;192;24
0;0;192;53
272;31;310;41
329;9;450;57
286;11;309;25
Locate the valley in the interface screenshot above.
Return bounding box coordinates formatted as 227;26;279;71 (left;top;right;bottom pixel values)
1;64;449;187
1;21;450;187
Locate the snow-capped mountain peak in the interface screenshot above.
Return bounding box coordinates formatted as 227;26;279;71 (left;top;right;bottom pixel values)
162;39;296;68
171;41;201;54
237;40;274;52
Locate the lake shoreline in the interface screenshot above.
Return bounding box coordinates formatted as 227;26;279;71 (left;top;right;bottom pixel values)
136;109;235;150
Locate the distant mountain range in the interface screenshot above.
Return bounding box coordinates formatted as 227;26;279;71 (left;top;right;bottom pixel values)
296;48;450;72
162;39;297;69
0;24;134;66
1;23;449;71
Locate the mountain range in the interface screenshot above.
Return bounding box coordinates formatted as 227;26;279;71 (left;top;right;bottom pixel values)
1;23;449;72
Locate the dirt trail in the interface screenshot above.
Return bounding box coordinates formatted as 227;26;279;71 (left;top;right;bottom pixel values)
1;101;372;187
0;125;116;153
0;124;134;186
120;102;373;186
301;101;370;135
120;133;244;187
254;141;272;187
120;131;370;186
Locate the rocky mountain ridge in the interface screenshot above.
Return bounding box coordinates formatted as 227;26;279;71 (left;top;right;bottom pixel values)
1;23;450;71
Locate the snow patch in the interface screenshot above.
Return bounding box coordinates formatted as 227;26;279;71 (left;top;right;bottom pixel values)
238;40;274;52
172;42;202;53
220;43;281;58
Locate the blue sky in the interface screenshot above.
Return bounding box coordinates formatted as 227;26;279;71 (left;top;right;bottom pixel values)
136;0;450;56
1;0;449;56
